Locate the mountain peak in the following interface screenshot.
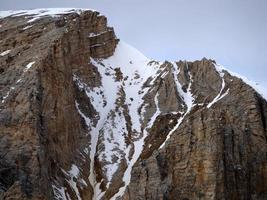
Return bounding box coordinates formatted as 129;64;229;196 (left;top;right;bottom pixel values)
0;9;267;200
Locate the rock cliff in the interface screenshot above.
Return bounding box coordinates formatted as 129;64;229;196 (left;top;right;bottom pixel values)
0;8;266;200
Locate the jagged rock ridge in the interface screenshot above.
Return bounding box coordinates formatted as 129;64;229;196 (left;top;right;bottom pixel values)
0;9;267;200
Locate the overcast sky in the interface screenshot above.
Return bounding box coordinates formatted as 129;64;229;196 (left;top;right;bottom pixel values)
1;0;266;96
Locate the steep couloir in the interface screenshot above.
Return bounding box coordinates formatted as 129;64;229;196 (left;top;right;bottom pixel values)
0;8;266;200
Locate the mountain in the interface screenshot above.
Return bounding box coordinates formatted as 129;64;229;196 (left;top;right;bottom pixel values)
0;8;267;200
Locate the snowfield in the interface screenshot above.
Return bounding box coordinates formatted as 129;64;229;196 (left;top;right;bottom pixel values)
70;40;267;200
0;8;95;23
81;41;267;200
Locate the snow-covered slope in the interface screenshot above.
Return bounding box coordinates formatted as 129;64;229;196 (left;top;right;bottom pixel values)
71;39;267;200
75;41;164;199
0;8;94;22
215;64;267;100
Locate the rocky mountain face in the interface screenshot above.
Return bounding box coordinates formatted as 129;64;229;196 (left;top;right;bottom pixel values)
0;9;266;200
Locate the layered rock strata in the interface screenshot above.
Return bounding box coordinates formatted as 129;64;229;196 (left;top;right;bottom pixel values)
0;9;266;200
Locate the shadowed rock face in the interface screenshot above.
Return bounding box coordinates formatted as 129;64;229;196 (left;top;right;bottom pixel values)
0;9;267;200
0;9;118;199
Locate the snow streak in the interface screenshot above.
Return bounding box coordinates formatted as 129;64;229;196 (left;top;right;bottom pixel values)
207;65;228;108
160;62;194;149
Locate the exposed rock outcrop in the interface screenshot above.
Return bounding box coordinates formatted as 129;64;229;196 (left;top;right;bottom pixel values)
124;62;267;200
0;9;118;199
0;8;266;200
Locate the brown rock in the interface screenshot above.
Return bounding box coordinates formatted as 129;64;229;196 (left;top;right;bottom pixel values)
1;9;267;200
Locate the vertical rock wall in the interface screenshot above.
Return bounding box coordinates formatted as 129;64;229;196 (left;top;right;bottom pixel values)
124;61;267;200
0;10;118;199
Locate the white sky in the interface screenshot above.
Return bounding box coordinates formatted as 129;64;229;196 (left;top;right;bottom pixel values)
1;0;266;96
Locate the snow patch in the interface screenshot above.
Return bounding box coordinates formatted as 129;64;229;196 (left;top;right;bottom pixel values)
215;63;266;100
60;164;82;200
74;56;123;199
52;184;67;200
147;92;161;127
0;50;11;56
101;41;159;133
1;91;10;103
98;107;128;182
24;61;35;72
99;41;163;199
207;80;227;108
82;41;161;200
207;66;228;108
1;87;15;103
89;30;109;37
111;90;161;200
0;8;95;23
22;25;33;30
